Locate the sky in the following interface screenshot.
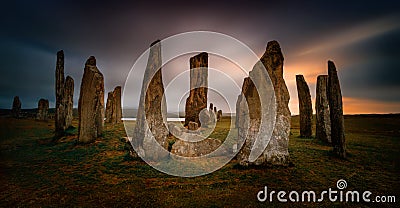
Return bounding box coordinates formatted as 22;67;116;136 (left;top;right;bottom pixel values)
1;0;399;115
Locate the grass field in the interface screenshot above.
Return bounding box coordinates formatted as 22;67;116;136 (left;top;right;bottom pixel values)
0;115;399;207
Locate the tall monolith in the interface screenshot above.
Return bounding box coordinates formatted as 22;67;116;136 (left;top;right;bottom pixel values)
327;61;346;158
133;40;169;160
237;40;290;166
184;52;208;128
78;56;105;143
55;50;65;136
315;75;331;143
296;75;312;137
64;76;74;128
55;50;74;136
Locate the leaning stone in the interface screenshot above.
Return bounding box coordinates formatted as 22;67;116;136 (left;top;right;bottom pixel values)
327;61;346;158
296;74;312;137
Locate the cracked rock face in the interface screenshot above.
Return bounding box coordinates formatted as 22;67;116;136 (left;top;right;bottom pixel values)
296;75;312;137
78;56;105;143
237;40;290;166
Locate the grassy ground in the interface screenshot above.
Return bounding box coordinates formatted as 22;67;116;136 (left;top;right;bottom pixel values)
0;115;399;207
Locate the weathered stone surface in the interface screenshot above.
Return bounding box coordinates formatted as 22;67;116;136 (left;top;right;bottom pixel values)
185;52;208;127
36;98;49;121
327;61;346;158
113;86;122;123
315;75;331;143
217;110;222;121
296;75;312;137
105;92;114;123
64;76;74;128
105;86;122;124
55;50;65;135
168;123;183;137
188;121;199;131
55;50;74;136
237;40;290;166
133;40;169;160
236;77;261;165
78;56;105;143
171;137;222;157
11;96;21;118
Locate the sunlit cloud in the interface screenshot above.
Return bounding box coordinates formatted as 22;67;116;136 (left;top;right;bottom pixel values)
343;97;400;114
297;15;400;56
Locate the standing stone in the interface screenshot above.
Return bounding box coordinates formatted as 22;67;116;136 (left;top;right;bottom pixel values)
296;75;312;137
209;103;216;124
105;86;122;124
64;76;74;128
133;40;169;160
55;50;65;136
315;75;331;143
105;91;114;123
36;99;49;121
188;121;199;131
11;96;21;118
55;50;74;136
262;41;291;165
327;61;346;158
184;52;208;127
217;110;222;121
113;86;122;123
237;40;290;166
78;56;105;143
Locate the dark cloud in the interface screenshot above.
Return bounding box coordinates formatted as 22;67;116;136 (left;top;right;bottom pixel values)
339;28;400;102
0;0;399;113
